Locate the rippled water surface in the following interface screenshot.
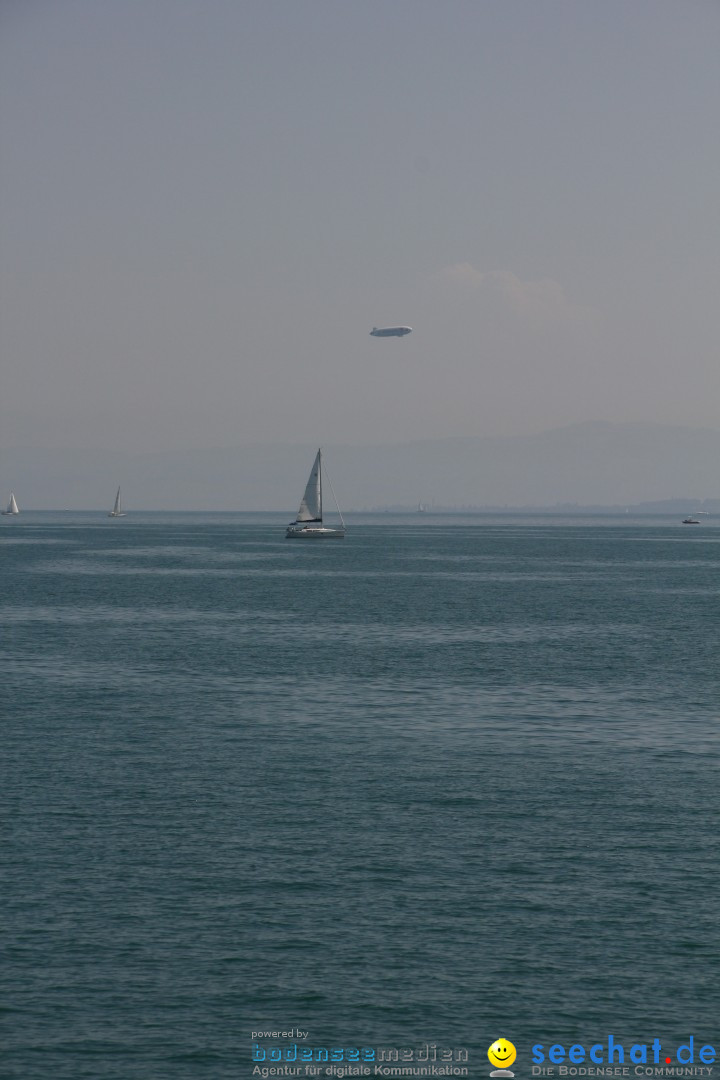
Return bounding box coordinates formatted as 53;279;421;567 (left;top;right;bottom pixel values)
2;513;719;1078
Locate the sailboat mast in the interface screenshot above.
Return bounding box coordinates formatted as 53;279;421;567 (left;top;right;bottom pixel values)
318;449;323;523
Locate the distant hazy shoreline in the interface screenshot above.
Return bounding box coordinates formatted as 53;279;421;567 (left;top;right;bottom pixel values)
2;422;720;512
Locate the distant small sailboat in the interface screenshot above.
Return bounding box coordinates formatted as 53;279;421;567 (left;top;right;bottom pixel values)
286;449;345;538
1;492;19;516
108;487;126;518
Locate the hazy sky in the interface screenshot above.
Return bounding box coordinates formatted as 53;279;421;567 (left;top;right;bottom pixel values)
2;0;719;454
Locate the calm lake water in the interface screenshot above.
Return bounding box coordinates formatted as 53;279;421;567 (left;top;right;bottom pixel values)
2;513;718;1079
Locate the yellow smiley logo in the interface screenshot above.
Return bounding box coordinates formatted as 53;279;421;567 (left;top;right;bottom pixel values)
488;1039;517;1069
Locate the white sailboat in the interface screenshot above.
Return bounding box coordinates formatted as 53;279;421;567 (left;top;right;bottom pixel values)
286;449;345;538
1;492;19;515
108;486;126;518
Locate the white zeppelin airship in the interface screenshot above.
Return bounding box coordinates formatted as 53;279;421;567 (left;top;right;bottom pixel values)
370;326;412;337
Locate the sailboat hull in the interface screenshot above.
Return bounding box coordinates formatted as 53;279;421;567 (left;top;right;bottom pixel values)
286;524;344;538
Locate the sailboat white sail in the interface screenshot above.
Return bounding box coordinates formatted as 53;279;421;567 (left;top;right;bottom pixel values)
297;452;322;523
1;492;19;515
108;486;126;518
286;449;345;538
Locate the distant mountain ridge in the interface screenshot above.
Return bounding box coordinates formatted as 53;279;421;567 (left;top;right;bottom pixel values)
2;422;719;510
